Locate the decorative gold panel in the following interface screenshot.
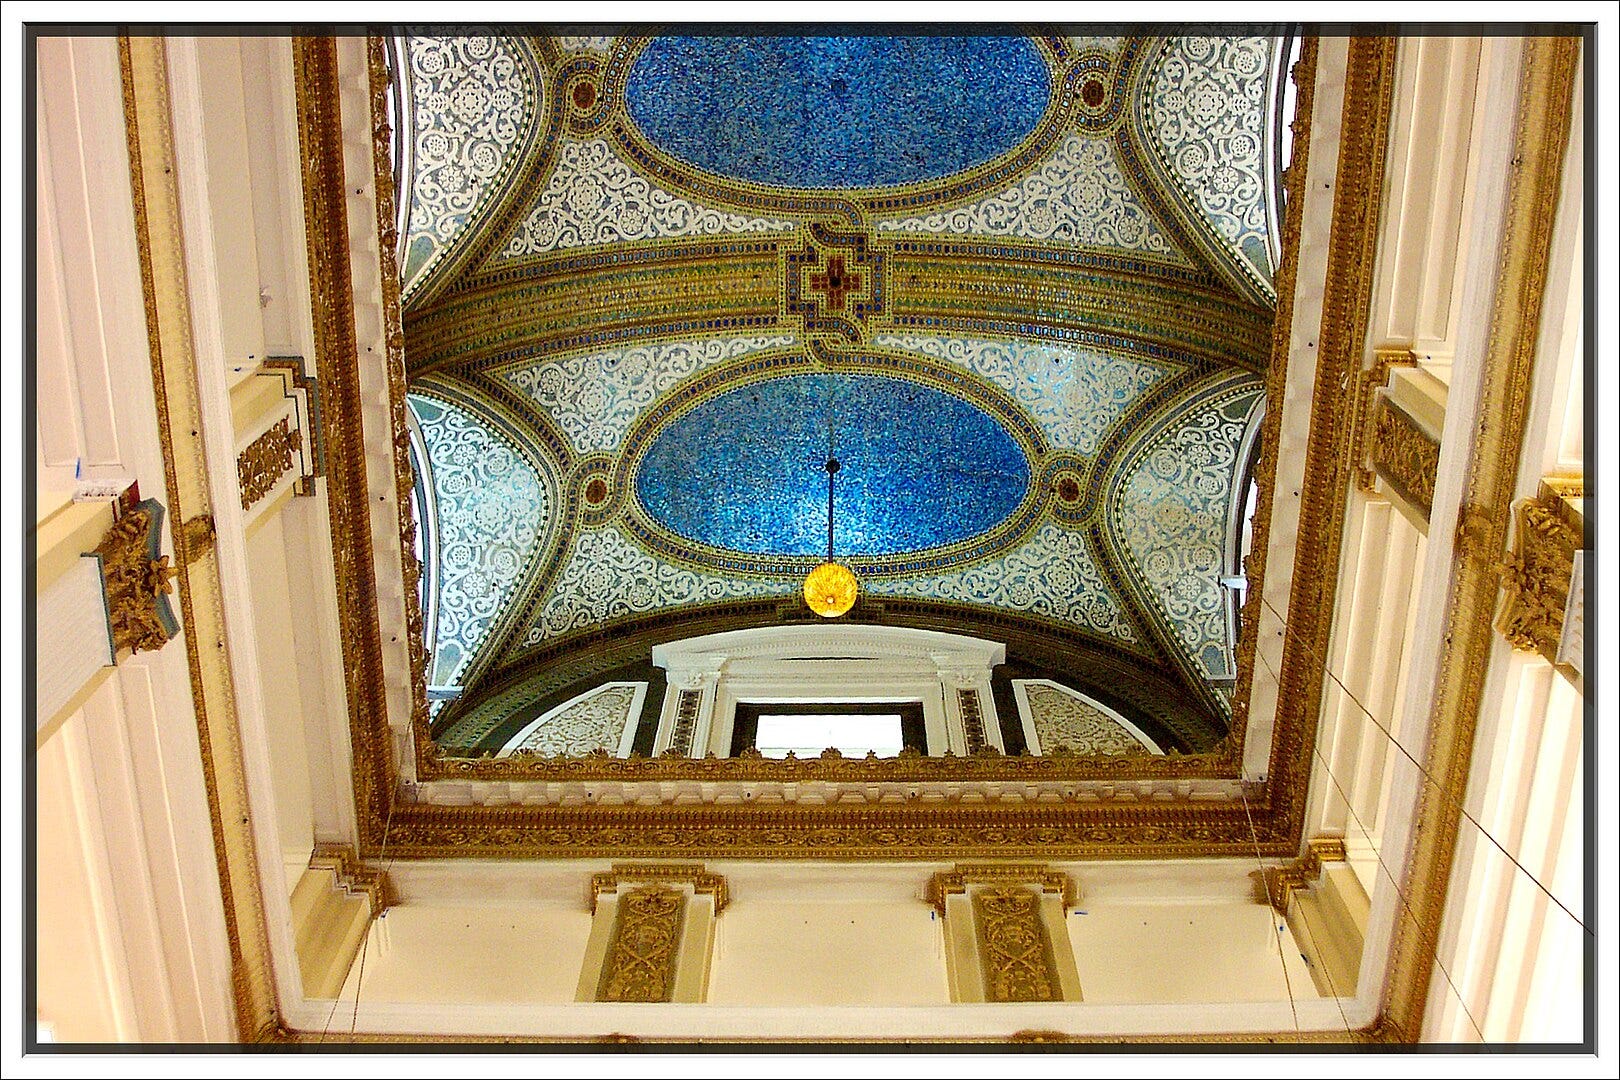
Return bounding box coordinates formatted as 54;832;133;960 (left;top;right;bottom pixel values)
236;416;302;511
1368;393;1440;522
595;885;686;1003
973;887;1060;1003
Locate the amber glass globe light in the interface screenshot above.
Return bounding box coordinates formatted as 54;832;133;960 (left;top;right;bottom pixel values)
803;560;858;618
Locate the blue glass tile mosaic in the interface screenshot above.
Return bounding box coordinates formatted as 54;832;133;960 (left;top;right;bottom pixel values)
625;36;1051;189
634;373;1030;557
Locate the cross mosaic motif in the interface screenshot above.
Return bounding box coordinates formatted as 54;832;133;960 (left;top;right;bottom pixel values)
809;255;862;312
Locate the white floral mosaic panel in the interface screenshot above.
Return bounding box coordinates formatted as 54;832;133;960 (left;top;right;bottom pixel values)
1147;36;1275;290
873;335;1176;456
552;36;614;54
502;683;640;756
1023;682;1151;756
410;393;550;687
1113;386;1261;680
865;523;1136;644
401;34;541;299
499;139;799;258
1068;36;1125;57
876;134;1187;262
504;335;795;456
530;526;794;642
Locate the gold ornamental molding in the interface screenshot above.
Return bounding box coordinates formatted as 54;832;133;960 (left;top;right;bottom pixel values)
1381;37;1582;1043
88;498;180;655
589;862;730;915
120;36;279;1039
927;863;1075;915
307;842;393;918
1496;478;1584;667
1252;836;1349;915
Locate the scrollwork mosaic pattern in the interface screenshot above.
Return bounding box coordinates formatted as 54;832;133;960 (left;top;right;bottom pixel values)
529;526;794;643
409;393;549;686
865;523;1136;644
499;139;798;259
873;335;1175;456
1113;385;1261;680
401;33;540;298
876;135;1187;262
1146;36;1275;289
502;683;640;756
503;335;795;455
1024;683;1152;756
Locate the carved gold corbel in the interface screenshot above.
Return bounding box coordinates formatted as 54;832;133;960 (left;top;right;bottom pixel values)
1353;348;1419;492
89;498;180;655
1252;836;1348;915
1496;479;1584;667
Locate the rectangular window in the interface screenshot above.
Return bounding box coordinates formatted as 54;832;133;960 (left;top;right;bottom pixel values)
731;701;926;758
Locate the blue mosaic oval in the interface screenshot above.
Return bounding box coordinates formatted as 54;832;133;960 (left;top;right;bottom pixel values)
624;37;1051;189
635;373;1030;557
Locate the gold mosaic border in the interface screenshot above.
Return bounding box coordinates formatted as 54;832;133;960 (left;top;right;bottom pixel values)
1380;36;1581;1042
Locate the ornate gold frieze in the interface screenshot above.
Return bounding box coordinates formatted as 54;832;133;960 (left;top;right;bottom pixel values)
1496;481;1583;662
1368;393;1440;521
236;416;302;511
307;842;393;918
89;499;178;655
590;862;729;915
595;885;685;1003
927;863;1075;915
1252;836;1348;914
973;887;1061;1003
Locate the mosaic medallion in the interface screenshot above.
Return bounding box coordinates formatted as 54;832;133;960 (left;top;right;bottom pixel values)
632;372;1031;558
624;36;1052;188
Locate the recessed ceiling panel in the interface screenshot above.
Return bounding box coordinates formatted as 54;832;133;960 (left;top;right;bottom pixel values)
633;372;1031;557
624;36;1051;188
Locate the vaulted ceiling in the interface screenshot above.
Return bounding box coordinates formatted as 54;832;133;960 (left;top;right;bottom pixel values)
390;32;1286;754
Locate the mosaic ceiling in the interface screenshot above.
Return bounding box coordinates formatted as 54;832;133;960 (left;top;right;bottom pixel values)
392;31;1285;753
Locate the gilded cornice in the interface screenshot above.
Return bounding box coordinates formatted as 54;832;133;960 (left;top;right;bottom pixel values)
1230;38;1396;848
1381;36;1581;1042
1496;479;1583;664
304;33;1357;865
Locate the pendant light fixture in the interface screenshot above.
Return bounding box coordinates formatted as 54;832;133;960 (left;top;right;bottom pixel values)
803;376;858;618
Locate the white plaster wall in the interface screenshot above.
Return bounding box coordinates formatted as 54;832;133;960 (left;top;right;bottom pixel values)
334;905;593;1007
708;899;949;1006
1068;901;1317;1005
